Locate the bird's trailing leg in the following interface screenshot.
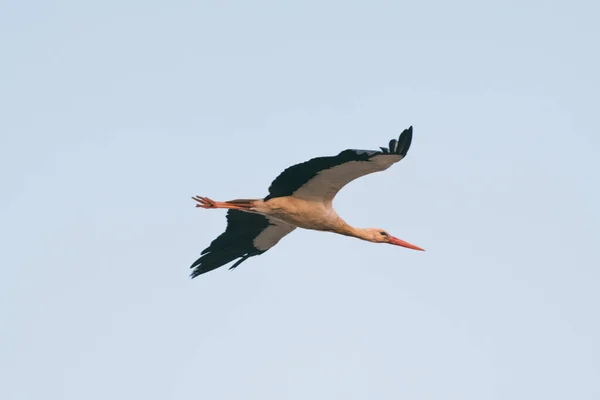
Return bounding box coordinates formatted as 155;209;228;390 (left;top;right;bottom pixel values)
192;196;255;211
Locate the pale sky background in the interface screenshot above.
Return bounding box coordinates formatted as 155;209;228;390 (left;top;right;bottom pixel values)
1;1;599;399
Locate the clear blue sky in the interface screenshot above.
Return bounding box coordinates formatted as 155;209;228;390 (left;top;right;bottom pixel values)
2;1;599;399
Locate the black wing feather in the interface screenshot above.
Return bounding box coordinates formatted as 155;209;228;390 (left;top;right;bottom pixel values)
396;128;412;155
265;126;413;200
190;210;270;278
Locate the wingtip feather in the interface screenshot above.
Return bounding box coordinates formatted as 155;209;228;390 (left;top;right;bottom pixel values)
395;126;413;156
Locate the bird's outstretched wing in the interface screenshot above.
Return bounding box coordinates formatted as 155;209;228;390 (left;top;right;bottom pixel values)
190;210;296;278
265;126;413;202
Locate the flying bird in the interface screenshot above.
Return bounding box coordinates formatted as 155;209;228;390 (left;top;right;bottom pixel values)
190;126;423;278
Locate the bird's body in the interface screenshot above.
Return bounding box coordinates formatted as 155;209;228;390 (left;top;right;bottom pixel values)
190;126;423;278
253;196;342;231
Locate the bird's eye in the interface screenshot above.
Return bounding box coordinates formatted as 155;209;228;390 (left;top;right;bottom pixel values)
379;231;388;237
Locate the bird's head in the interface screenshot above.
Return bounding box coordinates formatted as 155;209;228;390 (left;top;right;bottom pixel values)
363;228;425;251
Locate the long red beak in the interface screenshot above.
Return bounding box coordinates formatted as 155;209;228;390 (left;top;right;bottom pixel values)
389;236;425;251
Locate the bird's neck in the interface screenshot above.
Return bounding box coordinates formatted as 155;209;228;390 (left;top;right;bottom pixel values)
335;222;373;242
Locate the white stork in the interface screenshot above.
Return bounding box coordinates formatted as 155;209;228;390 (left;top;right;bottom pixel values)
190;126;423;278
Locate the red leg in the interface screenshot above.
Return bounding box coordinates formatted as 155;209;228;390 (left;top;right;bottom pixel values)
192;196;253;210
